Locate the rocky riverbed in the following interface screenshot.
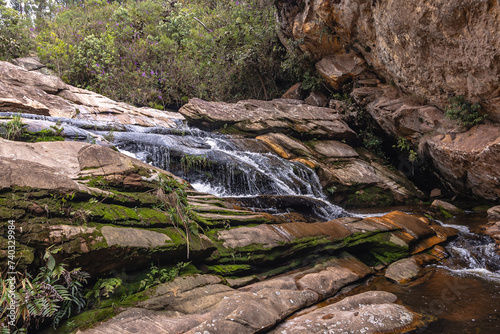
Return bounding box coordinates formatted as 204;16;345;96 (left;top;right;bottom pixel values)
0;56;498;333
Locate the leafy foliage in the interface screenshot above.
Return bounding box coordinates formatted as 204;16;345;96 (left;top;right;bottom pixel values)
445;95;486;127
394;137;418;163
139;262;190;291
0;246;89;332
85;277;122;306
33;0;312;107
0;1;31;60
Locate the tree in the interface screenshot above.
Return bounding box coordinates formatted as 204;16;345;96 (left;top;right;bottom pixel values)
0;0;30;60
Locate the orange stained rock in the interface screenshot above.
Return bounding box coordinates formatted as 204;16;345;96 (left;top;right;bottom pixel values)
292;157;317;169
256;135;291;159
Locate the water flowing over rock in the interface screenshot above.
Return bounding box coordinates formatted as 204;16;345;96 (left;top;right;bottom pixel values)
0;60;460;333
180;98;423;206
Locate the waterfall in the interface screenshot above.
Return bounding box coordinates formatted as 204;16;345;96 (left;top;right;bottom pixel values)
108;126;347;219
0;112;346;220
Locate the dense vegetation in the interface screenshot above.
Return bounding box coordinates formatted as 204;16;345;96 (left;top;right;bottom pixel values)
1;0;318;108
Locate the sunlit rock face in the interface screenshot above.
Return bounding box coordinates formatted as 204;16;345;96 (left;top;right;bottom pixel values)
277;0;500;122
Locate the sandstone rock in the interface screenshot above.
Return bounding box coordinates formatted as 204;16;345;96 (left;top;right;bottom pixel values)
100;226;171;248
487;205;500;221
316;52;366;90
305;91;328;107
271;291;415;334
354;84;500;202
0;157;82;191
385;257;420;283
256;132;313;159
179;98;357;141
282;82;303;100
11;56;45;71
431;200;464;216
430;188;442;198
0;61;182;127
366;92;454;139
481;222;500;246
296;266;359;296
308;140;359;158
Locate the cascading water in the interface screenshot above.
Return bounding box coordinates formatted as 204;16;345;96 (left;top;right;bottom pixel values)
1;112;345;219
439;223;500;282
106;124;347;219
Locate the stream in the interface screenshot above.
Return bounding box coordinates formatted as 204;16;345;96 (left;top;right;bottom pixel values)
5;112;500;333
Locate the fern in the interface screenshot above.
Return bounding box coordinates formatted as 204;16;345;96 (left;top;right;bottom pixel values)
139;262;191;291
0;247;89;331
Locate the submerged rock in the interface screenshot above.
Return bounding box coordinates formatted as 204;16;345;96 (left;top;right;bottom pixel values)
431;200;464;217
385;257;421;283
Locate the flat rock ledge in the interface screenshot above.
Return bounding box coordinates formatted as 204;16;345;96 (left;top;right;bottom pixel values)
74;259;418;334
271;291;415;334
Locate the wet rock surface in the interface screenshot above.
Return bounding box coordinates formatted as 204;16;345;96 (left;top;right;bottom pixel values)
180;98;422;207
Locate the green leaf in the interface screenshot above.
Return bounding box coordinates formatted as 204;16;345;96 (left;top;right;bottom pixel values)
47;255;56;271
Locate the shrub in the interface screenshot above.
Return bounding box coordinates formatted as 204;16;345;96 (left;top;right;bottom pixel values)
34;0;316;107
445;95;486;127
139;262;190;291
0;3;31;60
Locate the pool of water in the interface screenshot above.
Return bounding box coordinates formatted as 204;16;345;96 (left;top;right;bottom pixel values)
316;211;500;333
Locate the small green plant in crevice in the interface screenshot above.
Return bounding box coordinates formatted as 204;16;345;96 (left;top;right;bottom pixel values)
103;130;115;142
445;95;486;127
85;278;123;306
0;115;25;141
139;262;190;291
180;154;212;174
359;130;386;159
394;137;418;171
301;71;325;92
332;92;352;104
394;137;418;162
0;246;89;332
325;185;337;195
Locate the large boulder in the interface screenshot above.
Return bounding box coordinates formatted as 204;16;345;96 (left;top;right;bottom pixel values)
0;61;182;127
179;98;357;141
271;291;416;334
424;126;500;201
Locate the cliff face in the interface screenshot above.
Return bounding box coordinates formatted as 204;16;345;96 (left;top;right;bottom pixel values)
277;0;500;201
277;0;500;122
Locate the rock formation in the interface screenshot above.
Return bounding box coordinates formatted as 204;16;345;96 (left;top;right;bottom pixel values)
180;98;423;206
276;0;500;120
276;0;500;202
0;60;458;333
